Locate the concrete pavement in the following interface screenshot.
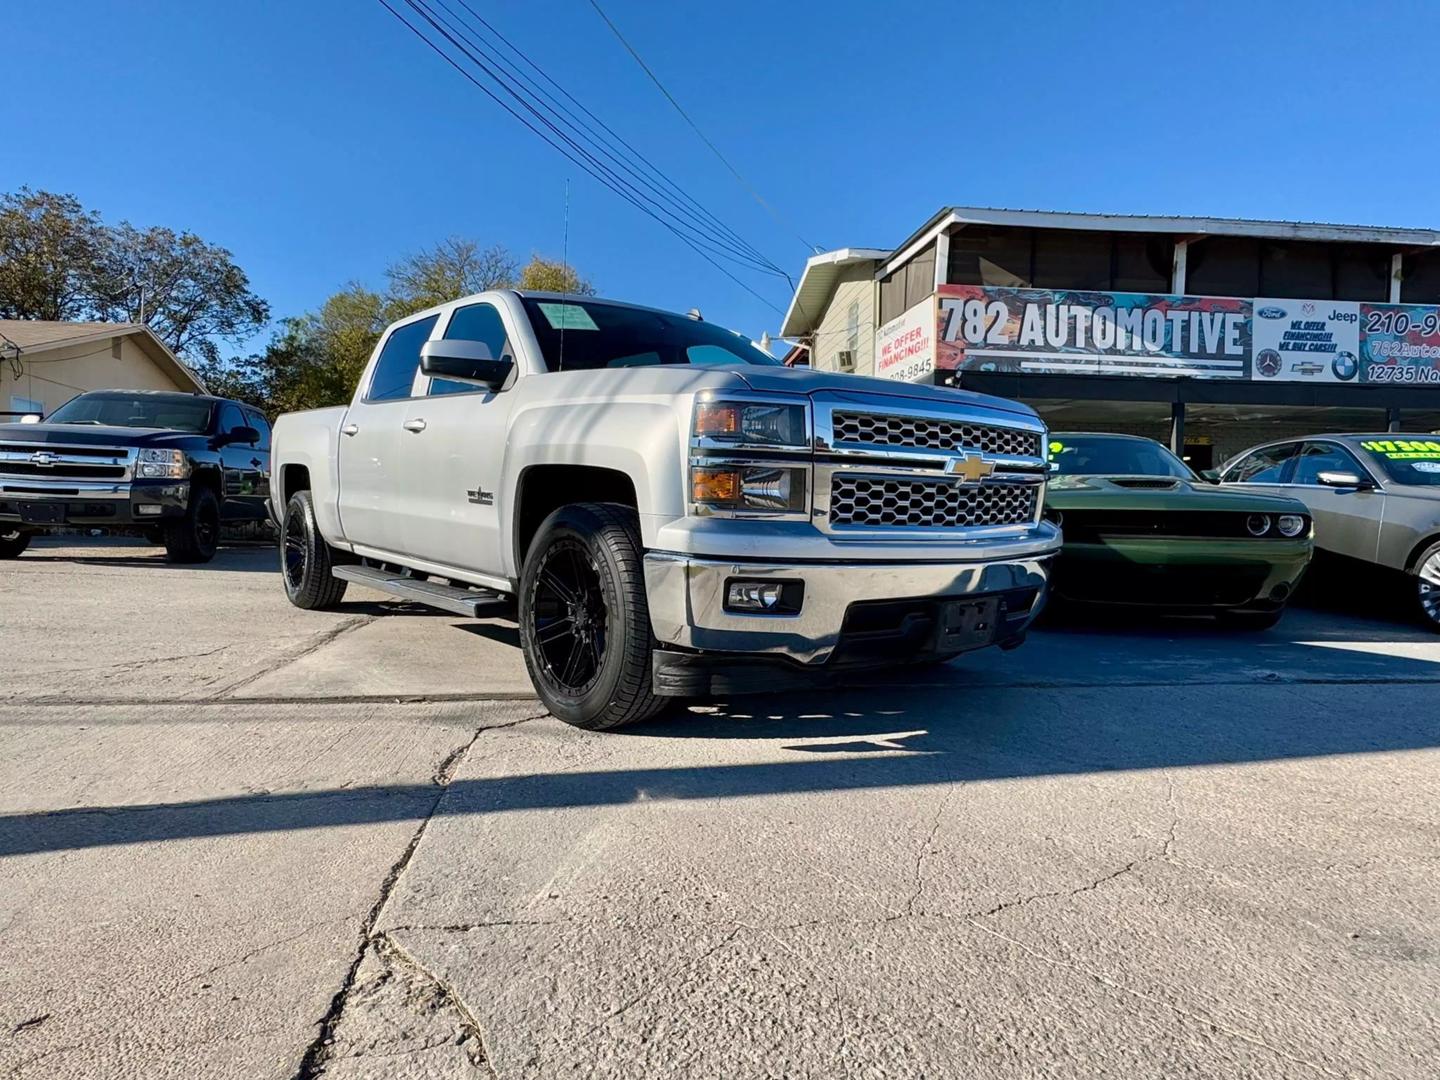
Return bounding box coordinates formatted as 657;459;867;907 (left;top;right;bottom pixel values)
2;538;1438;1078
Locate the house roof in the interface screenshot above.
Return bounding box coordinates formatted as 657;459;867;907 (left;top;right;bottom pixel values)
779;248;890;337
0;320;207;393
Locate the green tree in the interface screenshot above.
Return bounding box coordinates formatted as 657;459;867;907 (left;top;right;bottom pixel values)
0;188;105;321
517;253;594;295
384;237;517;316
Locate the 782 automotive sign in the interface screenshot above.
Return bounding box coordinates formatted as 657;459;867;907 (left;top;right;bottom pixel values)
1359;303;1440;384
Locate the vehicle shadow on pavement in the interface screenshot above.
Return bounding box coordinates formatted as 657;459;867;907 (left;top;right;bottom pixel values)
23;540;278;572
6;653;1439;859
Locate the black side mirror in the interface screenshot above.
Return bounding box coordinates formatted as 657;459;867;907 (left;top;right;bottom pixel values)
1199;469;1221;484
420;339;511;389
1317;470;1374;491
226;425;260;445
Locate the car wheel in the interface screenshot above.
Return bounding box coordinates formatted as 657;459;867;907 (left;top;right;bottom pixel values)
0;528;31;559
163;486;221;563
1218;608;1284;631
281;490;348;610
519;502;663;730
1413;542;1440;631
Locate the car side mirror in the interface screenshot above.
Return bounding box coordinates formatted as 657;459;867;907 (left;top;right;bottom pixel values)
1317;470;1373;490
1199;469;1221;484
19;413;41;424
420;339;511;389
226;425;260;446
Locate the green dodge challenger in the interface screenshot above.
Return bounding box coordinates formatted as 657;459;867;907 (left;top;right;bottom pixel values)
1045;434;1314;628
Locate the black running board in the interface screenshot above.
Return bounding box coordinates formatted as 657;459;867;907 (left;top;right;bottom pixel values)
332;564;511;618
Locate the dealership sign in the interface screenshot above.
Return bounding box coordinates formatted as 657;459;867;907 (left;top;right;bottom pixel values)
930;284;1440;384
874;297;935;383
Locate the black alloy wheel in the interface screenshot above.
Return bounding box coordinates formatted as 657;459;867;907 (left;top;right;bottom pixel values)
518;502;664;730
163;486;221;563
280;490;348;610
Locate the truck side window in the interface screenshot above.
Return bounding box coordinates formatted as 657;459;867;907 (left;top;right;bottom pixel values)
219;403;248;438
367;315;440;402
430;303;512;395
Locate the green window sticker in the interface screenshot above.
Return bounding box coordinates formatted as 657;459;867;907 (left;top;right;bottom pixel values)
1048;440;1066;456
536;302;600;331
1360;438;1440;460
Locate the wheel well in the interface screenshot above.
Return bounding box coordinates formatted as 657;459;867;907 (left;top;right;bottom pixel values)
281;464;312;507
1405;533;1440;573
190;465;222;497
514;465;638;566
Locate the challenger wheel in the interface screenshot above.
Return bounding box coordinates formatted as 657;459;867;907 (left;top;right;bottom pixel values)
519;503;663;730
163;486;220;563
0;529;30;559
1414;542;1440;630
281;490;348;610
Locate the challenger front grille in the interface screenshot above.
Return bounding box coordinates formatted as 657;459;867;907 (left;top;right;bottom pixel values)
829;476;1038;529
831;411;1041;458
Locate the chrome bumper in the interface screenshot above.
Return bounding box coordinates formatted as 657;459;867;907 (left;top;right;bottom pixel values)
644;548;1055;665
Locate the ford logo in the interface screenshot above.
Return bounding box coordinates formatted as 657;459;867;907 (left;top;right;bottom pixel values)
1257;306;1287;320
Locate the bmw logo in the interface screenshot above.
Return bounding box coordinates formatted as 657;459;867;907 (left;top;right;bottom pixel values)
1258;306;1287;320
1256;349;1283;377
1332;351;1358;381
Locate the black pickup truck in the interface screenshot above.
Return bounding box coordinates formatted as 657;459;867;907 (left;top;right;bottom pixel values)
0;389;271;563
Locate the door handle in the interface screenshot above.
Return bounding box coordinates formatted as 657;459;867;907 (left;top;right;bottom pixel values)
403;418;428;433
341;423;359;436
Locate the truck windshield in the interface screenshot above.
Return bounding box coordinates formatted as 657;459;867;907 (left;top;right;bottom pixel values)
520;298;783;372
1049;435;1195;479
1355;438;1440;486
45;393;214;433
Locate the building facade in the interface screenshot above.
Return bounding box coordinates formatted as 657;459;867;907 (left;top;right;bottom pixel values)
781;209;1440;468
0;320;206;419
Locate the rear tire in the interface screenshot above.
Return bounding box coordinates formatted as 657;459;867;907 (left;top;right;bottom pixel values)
0;529;30;559
163;486;220;563
281;490;348;610
519;502;662;730
1218;608;1284;631
1412;542;1440;631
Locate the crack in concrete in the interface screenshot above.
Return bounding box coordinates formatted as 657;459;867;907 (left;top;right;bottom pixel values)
903;781;958;918
966;862;1139;920
207;615;376;700
377;932;497;1076
963;918;1346;1078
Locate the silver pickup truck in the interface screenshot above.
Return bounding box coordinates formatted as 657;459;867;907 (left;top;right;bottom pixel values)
270;291;1061;728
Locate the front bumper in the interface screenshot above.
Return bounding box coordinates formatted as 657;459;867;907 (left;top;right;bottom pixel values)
644;548;1055;670
1052;537;1313;610
0;479;190;527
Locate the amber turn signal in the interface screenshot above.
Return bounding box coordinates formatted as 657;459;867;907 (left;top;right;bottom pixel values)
694;403;740;437
692;466;740;504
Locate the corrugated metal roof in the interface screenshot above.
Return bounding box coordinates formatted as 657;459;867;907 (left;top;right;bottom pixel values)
779;248;889;337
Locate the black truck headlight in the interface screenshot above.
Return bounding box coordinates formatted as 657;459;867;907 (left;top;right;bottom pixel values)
135;448;189;479
694;401;808;448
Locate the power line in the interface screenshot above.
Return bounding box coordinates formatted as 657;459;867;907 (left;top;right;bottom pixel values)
586;0;820;256
371;1;789;312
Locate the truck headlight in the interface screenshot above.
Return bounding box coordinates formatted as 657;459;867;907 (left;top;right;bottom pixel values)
692;465;808;512
694;401;808;448
135;448;189;479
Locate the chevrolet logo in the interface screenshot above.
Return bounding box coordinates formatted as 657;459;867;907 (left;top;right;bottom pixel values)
28;451;57;468
946;452;996;484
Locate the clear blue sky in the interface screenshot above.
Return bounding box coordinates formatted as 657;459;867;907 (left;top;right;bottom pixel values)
7;0;1440;356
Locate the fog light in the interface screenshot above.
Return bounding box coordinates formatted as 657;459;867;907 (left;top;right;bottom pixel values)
1277;514;1306;537
135;504;162;516
1246;514;1271;537
724;579;803;614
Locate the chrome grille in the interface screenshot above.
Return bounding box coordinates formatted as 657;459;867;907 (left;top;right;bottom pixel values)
831;411;1041;458
0;443;133;482
830;476;1037;528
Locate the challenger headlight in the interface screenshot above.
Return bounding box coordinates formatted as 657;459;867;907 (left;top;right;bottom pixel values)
1277;514;1307;538
135;448;189;479
694;401;808;447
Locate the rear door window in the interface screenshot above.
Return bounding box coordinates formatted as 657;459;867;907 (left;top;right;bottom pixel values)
366;315;440;402
1225;443;1299;483
1293;442;1365;485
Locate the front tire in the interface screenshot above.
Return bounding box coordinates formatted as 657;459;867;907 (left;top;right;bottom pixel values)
281;490;348;610
0;529;30;559
519;503;662;730
163;486;220;563
1413;542;1440;630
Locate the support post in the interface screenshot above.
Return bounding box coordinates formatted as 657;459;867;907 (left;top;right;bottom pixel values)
1171;241;1189;294
1387;406;1402;432
1170;401;1186;455
1390;253;1404;303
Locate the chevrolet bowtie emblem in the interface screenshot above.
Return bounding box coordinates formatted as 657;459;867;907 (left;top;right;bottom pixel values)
29;451;57;468
947;452;995;484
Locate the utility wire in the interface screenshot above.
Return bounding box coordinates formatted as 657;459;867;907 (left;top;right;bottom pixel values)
586;0;819;256
376;0;786;312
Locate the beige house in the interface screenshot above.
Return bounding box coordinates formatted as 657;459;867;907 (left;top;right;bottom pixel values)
0;320;207;419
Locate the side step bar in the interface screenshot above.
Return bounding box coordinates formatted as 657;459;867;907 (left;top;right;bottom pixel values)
332;564;511;618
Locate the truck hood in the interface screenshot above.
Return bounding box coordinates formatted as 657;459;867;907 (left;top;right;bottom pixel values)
0;422;200;447
733;367;1040;419
1047;474;1309;513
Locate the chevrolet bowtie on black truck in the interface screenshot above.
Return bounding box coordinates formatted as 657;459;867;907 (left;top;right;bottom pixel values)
0;389;272;563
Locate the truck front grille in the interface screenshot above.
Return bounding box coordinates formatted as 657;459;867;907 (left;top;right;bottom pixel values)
829;476;1038;529
831;411;1041;458
0;444;132;482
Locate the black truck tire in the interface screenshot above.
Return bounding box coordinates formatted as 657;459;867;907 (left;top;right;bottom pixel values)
519;502;663;730
281;490;348;610
0;529;31;559
163;486;221;563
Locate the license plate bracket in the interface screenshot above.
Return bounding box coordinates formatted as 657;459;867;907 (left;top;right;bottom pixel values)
936;596;1000;652
18;502;66;524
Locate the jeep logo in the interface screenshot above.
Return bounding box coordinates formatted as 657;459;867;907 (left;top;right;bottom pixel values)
1329;309;1358;323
